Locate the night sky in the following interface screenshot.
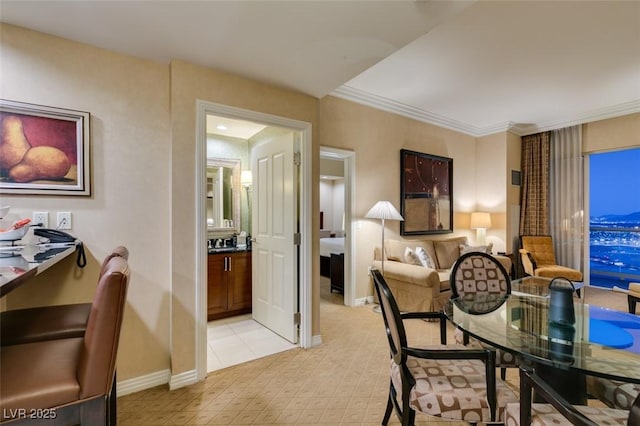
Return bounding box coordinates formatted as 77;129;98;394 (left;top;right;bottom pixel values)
590;147;640;217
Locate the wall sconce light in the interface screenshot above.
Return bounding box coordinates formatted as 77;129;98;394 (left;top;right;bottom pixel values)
470;211;491;245
241;170;252;189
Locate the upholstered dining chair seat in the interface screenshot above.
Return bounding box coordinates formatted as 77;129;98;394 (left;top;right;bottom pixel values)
503;401;628;425
504;366;639;426
0;303;91;346
587;375;640;410
391;354;517;422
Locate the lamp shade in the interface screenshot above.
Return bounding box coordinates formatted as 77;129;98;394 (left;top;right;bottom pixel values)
241;170;252;187
470;212;491;229
365;201;404;221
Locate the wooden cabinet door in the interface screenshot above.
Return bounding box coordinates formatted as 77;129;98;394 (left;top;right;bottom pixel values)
207;254;228;318
227;251;252;311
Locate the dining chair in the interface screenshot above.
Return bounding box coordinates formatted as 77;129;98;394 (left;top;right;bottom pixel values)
503;366;635;425
0;253;130;426
0;246;129;346
449;251;518;380
371;269;518;425
587;375;640;411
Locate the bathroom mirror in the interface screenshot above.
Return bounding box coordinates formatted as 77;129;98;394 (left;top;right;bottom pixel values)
206;158;241;231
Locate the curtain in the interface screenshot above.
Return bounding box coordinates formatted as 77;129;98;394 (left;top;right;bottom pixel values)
519;132;550;236
550;125;584;272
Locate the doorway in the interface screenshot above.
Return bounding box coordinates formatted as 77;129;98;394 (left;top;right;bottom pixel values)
195;101;313;380
319;147;355;306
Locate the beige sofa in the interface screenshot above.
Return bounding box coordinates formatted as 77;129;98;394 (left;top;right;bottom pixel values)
371;236;511;312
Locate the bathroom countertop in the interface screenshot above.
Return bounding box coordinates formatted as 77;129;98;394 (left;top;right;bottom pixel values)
208;246;251;254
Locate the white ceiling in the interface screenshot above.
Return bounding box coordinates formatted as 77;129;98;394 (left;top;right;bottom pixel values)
2;1;639;137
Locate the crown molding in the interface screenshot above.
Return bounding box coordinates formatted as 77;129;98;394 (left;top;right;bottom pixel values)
330;85;640;138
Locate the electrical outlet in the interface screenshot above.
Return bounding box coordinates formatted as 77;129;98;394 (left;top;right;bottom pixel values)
57;212;72;230
33;211;48;228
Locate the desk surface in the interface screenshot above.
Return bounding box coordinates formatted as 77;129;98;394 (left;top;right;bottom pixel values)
0;243;78;297
445;293;640;384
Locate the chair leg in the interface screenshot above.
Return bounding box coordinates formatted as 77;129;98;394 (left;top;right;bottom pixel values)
629;295;638;314
108;371;117;425
501;367;506;381
382;393;393;425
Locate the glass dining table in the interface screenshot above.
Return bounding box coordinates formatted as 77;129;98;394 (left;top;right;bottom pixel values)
444;277;640;404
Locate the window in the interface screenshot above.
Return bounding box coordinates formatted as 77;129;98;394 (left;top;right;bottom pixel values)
589;147;640;289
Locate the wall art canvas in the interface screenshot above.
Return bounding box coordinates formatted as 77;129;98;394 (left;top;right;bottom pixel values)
0;100;91;195
400;149;453;235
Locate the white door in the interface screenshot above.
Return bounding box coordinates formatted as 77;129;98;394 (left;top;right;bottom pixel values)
251;131;298;343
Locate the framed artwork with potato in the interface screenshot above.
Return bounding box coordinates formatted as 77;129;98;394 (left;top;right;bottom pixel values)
0;100;90;196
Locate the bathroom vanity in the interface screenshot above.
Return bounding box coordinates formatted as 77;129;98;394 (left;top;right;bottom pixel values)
207;248;252;321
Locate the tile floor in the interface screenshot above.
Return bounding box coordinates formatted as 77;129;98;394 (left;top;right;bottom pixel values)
207;314;298;372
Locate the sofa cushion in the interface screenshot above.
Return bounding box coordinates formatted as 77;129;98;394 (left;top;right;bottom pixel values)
433;237;468;269
459;243;493;256
404;246;436;269
404;247;422;265
415;247;436;269
386;239;437;265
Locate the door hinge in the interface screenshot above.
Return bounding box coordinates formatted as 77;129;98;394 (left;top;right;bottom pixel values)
293;152;301;166
294;232;301;246
294;312;301;325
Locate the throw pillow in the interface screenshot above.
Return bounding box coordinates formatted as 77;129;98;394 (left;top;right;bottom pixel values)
460;243;493;256
415;246;436;269
404;247;422;266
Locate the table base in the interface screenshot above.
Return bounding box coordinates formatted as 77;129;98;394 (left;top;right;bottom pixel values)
534;363;587;405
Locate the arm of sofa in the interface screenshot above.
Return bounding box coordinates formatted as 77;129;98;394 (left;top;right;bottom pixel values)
371;260;441;291
493;255;513;276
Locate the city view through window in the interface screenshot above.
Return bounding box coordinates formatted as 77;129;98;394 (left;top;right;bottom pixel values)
589;147;640;290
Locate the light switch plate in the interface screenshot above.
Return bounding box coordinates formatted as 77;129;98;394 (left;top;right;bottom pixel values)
57;212;72;230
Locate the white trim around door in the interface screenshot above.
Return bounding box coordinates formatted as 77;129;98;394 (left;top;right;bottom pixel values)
195;100;313;382
319;147;356;307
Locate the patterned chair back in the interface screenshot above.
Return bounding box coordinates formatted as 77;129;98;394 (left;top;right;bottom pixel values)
450;252;511;314
372;269;407;366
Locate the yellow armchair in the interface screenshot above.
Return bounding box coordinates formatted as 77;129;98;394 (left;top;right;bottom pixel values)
519;235;583;282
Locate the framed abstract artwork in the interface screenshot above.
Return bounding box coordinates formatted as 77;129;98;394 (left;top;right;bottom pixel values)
400;149;453;235
0;99;91;196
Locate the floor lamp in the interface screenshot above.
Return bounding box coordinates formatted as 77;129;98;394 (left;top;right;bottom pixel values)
365;201;404;276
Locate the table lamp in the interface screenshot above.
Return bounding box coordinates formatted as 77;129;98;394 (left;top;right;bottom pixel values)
365;201;404;275
470;211;491;245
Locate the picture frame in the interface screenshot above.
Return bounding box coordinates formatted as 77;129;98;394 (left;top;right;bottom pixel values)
400;149;453;235
0;99;91;196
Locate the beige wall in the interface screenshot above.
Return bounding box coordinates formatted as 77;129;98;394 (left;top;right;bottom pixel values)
0;24;172;380
317;96;480;298
583;113;640;153
3;22;638;389
168;60;318;375
476;132;508;253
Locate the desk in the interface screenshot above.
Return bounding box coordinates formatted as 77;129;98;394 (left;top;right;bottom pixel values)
0;243;80;297
444;293;640;404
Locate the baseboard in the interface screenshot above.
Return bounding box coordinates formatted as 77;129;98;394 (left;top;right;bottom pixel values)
117;369;170;397
169;369;199;390
354;296;374;306
311;334;322;346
